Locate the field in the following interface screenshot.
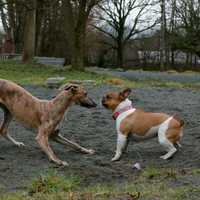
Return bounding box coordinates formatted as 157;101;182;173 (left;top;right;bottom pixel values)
0;61;200;200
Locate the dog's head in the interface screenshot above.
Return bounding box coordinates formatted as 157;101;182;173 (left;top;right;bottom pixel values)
102;88;131;111
59;83;97;108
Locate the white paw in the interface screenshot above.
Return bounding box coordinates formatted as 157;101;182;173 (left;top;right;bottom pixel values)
160;155;170;160
87;149;95;154
111;157;117;162
111;151;122;162
111;156;120;162
60;161;69;166
15;142;25;147
160;155;166;159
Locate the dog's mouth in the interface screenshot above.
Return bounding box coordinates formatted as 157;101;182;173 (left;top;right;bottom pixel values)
101;99;109;108
77;96;97;108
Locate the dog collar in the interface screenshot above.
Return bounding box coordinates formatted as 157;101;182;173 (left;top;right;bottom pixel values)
112;98;133;120
112;105;133;120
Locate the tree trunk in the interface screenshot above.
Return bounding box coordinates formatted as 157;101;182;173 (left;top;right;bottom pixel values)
22;0;36;63
63;0;88;70
160;0;166;71
171;50;174;66
70;11;86;70
35;0;44;56
170;0;176;68
117;41;124;68
0;1;9;33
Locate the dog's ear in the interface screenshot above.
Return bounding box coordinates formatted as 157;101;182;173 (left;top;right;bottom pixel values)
70;85;78;94
59;84;78;94
119;88;131;100
59;83;71;91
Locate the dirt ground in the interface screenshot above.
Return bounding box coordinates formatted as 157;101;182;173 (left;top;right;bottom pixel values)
0;85;200;192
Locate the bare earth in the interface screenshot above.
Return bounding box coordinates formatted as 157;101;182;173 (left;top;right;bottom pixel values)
0;85;200;192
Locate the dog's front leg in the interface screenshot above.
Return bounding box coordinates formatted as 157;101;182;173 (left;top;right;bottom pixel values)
111;133;127;162
36;127;68;166
51;131;95;154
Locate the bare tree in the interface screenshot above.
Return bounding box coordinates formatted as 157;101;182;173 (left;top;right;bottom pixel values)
22;0;37;63
93;0;158;68
0;0;31;53
168;0;176;65
173;0;200;58
62;0;102;70
160;0;166;70
0;0;9;33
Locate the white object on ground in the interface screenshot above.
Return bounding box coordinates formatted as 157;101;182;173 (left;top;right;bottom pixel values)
133;162;141;170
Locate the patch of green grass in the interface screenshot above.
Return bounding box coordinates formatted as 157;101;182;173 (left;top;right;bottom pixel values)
0;60;111;86
1;184;200;200
1;60;200;89
192;168;200;174
29;170;81;194
141;166;177;180
1;167;200;200
121;78;200;89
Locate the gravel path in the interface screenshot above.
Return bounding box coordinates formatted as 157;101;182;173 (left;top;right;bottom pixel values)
0;84;200;191
88;67;200;83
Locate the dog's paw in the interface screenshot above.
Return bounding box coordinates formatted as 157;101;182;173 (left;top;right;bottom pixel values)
111;158;117;162
15;142;25;147
111;152;122;162
160;155;169;160
111;156;120;162
62;161;69;166
51;159;69;167
87;149;95;154
60;160;69;166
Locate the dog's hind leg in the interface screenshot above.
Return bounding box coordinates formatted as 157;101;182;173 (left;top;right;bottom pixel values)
51;130;95;154
159;139;177;160
0;103;25;147
158;118;177;160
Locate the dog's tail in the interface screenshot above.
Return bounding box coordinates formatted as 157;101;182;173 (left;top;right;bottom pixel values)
172;114;184;127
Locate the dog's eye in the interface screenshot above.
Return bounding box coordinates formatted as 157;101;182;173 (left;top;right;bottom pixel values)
106;95;111;99
65;85;78;91
64;85;72;90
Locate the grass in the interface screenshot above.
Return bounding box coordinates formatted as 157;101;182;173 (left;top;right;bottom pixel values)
141;166;177;180
1;60;200;89
29;170;81;194
192;168;200;174
0;167;200;200
0;60;110;86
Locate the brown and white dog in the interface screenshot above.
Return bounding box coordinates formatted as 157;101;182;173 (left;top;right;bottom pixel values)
0;79;96;166
102;88;184;161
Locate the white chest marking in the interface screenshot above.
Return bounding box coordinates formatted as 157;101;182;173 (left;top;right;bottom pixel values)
116;108;136;134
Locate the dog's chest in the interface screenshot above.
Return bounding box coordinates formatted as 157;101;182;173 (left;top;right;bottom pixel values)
116;108;136;134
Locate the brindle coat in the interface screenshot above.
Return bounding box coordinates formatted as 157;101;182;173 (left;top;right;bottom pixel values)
0;79;96;166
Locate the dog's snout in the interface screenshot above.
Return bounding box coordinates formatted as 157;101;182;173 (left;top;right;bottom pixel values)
102;96;106;105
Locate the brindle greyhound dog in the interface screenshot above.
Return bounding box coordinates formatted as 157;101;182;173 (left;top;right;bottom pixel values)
0;79;96;166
